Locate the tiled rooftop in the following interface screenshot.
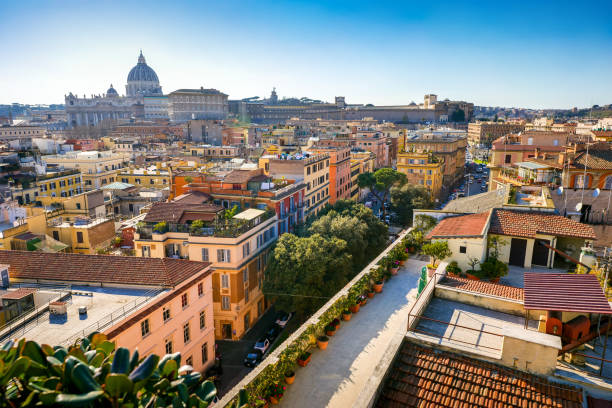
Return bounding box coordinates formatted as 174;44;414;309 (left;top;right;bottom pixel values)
426;211;491;239
143;201;222;223
0;251;211;288
376;341;584;408
438;276;524;301
490;209;597;240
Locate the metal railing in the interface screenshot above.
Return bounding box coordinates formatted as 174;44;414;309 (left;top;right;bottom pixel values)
61;288;163;346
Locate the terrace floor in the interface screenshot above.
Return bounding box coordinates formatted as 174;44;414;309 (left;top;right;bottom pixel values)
277;258;428;408
500;265;567;288
407;298;538;359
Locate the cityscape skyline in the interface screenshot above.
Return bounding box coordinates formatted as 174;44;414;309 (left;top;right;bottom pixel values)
2;0;612;109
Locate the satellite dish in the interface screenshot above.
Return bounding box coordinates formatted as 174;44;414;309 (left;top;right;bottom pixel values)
557;187;564;195
593;188;600;197
576;202;583;211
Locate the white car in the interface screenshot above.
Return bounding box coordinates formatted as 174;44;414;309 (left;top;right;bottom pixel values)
275;311;293;328
253;337;270;354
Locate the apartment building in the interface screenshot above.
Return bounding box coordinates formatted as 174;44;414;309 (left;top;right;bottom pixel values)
0;251;215;373
317;135;389;168
349;150;376;201
133;202;276;339
117;165;171;189
0;125;45;140
403;129;468;188
467;121;525;147
307;146;351;204
11;169;84;205
168;88;229;121
186;145;243;160
259;153;330;217
396;152;444;200
42;150;130;191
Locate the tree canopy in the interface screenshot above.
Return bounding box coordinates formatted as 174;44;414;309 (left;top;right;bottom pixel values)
357;169;406;216
390;184;433;226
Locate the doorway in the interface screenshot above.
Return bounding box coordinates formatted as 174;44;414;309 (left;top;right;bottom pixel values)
532;239;550;267
509;238;527;267
222;323;232;340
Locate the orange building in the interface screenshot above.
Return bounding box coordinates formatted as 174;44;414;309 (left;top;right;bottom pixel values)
307;146;352;203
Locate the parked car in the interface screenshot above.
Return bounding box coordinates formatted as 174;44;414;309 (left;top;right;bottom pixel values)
243;350;263;368
266;324;280;341
275;311;293;328
253;337;270;354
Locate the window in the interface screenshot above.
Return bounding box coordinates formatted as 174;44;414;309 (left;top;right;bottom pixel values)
165;338;173;354
181;293;188;308
186;356;193;366
242;242;250;258
162;307;171;322
183;322;191;343
459;246;467;254
505;154;512;164
221;295;230;310
221;274;229;289
217;249;230;262
200;310;206;329
198;282;204;297
201;248;209;261
527;137;534;145
201;342;208;364
245;288;249;302
52;230;59;240
605;175;612;190
76;203;81;210
76;231;84;244
141;319;150;337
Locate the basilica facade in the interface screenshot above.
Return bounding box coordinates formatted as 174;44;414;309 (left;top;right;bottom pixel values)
65;51;164;128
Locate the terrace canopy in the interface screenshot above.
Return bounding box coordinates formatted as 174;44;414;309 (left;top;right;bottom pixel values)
524;273;612;314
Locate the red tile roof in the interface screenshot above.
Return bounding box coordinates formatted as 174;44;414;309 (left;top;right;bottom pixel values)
0;251;211;288
376;341;583;408
0;288;37;300
144;202;222;223
427;210;491;239
524;273;612;314
490;209;597;239
439;276;524;301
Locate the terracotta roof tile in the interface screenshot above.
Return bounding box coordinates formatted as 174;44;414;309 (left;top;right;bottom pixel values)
143;201;222;223
427;211;491;239
375;341;583;408
0;250;210;288
439;276;524;301
489;209;596;240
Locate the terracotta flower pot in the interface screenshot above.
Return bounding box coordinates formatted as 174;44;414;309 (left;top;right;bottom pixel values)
390;267;399;275
350;304;360;313
399;260;406;266
269;396;280;405
342;312;352;321
360;298;367;306
285;373;295;385
447;271;459;278
373;282;383;293
317;338;329;350
326;329;336;336
491;277;500;283
466;273;480;281
367;291;375;298
297;354;311;367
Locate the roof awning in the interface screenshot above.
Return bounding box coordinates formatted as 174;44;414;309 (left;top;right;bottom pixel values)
524;273;612;314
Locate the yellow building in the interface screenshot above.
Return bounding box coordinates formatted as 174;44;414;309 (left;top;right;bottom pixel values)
133;203;276;340
43;151;130;191
350;150;376;201
396;152;444;200
10;169;84;205
117;165;171;190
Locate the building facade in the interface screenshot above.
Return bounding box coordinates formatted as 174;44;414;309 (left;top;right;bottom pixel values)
467;122;525;147
168;88;229;122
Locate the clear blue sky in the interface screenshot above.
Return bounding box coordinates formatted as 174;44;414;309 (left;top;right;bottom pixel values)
1;0;611;108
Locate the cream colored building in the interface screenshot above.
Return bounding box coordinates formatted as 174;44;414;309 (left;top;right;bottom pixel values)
43;151;130;191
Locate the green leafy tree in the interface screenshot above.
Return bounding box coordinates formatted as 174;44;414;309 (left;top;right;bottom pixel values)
224;205;239;220
421;241;452;267
450;108;465;122
0;332;217;407
357;169;406;217
308;211;369;272
263;233;352;317
390;184;434;226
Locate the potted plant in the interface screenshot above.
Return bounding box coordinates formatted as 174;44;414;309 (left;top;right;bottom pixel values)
349;301;360;314
359;294;367;306
268;383;285;404
297;351;311;367
317;335;329;350
325;324;336;337
253;396;269;408
480;258;508;283
445;261;462;278
331;318;341;330
421;241;452;277
367;288;375;298
373;280;384;293
342;310;352;321
284;370;296;385
466;257;481;280
372;267;384;292
390;260;400;275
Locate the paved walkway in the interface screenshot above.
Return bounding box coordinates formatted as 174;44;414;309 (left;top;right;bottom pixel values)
278;258;427;408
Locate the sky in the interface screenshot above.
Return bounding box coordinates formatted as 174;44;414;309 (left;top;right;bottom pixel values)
1;0;611;109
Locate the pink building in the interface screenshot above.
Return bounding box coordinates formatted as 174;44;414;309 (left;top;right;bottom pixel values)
0;251;216;374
